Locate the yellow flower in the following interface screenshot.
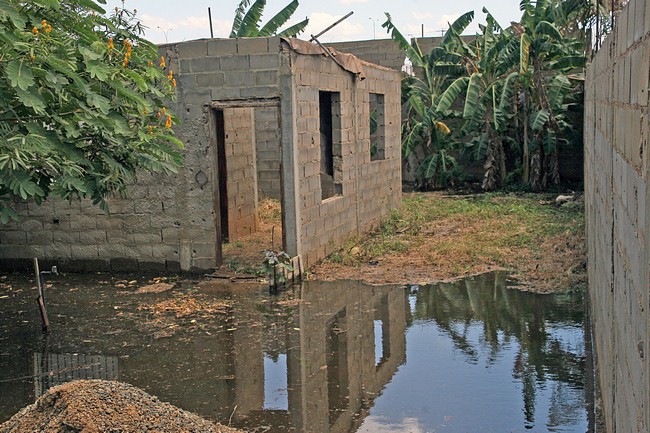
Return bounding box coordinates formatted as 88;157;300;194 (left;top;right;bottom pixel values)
32;27;38;35
159;56;165;68
165;114;172;129
45;25;52;33
41;19;47;27
147;125;154;134
171;78;176;87
108;37;114;51
147;61;153;67
167;70;173;80
161;107;166;115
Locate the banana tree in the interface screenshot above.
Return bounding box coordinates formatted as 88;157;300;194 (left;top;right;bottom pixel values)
433;8;522;190
382;13;475;189
230;0;308;38
516;0;587;189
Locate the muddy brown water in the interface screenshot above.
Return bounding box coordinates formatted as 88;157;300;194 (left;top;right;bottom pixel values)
0;271;592;432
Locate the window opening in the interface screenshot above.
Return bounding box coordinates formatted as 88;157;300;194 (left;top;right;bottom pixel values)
319;91;342;199
369;93;385;161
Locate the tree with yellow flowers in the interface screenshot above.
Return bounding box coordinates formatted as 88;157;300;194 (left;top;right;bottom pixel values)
0;0;181;223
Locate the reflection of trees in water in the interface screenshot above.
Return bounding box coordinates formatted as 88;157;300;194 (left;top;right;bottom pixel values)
410;272;587;427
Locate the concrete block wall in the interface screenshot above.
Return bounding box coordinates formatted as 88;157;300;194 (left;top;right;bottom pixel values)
170;37;283;118
0;122;217;273
223;107;258;241
327;38;408;72
326;36;472;72
584;0;650;431
254;107;282;200
0;38;284;272
168;38;282;243
291;49;402;267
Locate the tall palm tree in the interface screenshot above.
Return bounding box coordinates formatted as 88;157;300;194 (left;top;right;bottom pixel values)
230;0;308;38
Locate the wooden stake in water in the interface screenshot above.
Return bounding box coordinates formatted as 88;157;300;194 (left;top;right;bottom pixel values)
34;258;49;332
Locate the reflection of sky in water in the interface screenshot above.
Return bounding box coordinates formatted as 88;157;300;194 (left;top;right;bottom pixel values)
359;317;588;433
263;354;288;411
408;294;417;314
374;320;384;365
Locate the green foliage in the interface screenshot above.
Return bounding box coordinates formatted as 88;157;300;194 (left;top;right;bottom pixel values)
384;13;475;190
262;249;294;286
385;0;592;191
0;0;181;222
230;0;308;38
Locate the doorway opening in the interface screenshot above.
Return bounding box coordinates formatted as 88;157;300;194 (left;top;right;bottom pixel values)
211;102;284;276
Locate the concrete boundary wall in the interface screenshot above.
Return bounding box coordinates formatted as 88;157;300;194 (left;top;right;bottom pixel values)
584;0;650;431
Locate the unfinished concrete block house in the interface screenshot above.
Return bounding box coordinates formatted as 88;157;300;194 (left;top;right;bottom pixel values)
0;37;402;273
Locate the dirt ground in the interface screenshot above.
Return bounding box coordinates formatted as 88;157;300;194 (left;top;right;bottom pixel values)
219;192;586;293
0;380;244;433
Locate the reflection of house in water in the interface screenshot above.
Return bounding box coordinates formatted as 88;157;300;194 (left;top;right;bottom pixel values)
32;353;119;398
223;281;408;433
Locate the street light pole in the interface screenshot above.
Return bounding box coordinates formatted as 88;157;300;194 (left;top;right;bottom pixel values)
157;26;172;43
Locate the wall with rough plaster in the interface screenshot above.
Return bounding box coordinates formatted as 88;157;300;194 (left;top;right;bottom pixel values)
584;0;649;431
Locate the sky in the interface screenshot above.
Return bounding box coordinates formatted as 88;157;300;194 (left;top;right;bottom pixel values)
108;0;525;45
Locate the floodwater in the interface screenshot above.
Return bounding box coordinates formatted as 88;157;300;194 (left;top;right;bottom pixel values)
0;271;593;432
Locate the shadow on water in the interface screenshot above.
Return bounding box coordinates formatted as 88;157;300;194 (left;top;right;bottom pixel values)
0;271;592;432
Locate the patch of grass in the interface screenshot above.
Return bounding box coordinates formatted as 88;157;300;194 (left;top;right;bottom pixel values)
319;191;585;292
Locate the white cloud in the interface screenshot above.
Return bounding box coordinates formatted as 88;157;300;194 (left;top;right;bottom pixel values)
303;12;365;42
139;13;231;43
437;13;462;30
357;416;426;433
412;12;434;21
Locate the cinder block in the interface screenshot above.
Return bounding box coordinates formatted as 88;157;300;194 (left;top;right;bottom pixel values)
20;218;44;231
26;230;52;245
240;85;279;98
237;37;270;54
177;40;208;58
78;230;107;244
191;257;216;270
139;260;167;273
255;70;278;86
71;245;100;259
196;72;226;88
110;258;139;272
207;38;238;56
44;244;72;260
220;55;250;71
0;231;27;245
225;71;256;87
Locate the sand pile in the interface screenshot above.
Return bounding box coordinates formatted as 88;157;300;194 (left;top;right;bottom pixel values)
0;380;244;433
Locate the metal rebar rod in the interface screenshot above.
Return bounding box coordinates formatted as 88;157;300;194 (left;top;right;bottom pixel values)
310;11;354;42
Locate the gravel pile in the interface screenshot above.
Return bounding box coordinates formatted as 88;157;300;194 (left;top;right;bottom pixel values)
0;380;245;433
